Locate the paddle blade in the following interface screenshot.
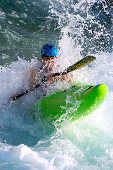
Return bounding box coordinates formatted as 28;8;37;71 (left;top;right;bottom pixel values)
65;55;96;74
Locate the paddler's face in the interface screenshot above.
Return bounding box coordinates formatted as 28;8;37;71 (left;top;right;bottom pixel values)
42;56;57;71
42;56;57;63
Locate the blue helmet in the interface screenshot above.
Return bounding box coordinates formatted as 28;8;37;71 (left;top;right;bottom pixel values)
41;43;58;57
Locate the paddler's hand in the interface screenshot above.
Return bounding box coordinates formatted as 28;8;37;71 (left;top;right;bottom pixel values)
48;74;58;82
48;72;73;83
60;73;73;82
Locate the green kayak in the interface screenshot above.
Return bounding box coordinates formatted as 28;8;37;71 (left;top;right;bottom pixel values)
34;83;108;122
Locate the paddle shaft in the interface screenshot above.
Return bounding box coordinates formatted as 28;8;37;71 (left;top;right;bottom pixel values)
11;55;96;101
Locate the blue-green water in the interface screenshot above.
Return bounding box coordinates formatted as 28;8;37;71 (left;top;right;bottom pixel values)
0;0;113;169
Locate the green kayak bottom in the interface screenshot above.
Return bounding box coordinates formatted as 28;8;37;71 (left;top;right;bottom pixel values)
34;84;108;123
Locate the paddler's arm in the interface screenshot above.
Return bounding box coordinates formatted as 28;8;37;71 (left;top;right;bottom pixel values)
27;66;41;88
10;67;40;101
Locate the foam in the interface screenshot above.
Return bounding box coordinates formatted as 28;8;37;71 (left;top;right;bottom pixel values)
0;0;113;169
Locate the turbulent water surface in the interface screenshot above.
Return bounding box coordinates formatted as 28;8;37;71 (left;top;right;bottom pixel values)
0;0;113;169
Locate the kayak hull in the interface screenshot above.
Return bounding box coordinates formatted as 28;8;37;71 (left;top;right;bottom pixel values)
34;84;108;122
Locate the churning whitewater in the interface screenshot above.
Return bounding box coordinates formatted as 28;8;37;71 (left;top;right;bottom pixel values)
0;0;113;169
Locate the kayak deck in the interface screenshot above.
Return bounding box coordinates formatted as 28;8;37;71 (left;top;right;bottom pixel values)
34;84;108;122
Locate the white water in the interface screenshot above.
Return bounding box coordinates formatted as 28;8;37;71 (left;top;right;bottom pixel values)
0;0;113;169
0;51;113;170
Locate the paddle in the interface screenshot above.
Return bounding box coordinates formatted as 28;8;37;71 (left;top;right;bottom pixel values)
53;55;96;77
10;55;96;101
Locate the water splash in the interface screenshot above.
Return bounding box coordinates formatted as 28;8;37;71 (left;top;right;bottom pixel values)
0;0;113;169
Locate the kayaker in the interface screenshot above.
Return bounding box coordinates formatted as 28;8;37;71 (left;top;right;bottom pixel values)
28;43;73;88
10;46;96;101
10;43;73;101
